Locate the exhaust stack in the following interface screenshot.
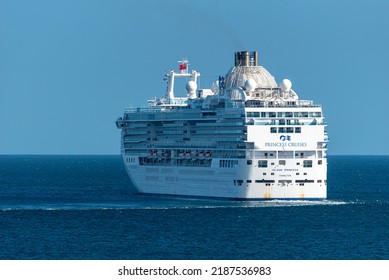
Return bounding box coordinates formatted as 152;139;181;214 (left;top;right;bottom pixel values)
234;51;258;66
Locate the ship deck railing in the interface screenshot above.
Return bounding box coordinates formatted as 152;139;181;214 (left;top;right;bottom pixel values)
125;107;165;113
244;100;321;108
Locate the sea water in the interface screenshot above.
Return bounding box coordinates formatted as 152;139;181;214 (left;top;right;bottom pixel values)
0;155;387;259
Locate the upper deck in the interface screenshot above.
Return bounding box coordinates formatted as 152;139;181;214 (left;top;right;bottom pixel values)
117;51;324;127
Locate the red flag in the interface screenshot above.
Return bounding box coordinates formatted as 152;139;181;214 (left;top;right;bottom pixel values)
179;64;187;71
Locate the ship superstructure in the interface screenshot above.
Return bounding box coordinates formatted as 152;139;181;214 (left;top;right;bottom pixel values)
116;51;328;199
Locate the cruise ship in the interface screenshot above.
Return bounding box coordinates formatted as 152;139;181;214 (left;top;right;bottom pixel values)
116;51;328;199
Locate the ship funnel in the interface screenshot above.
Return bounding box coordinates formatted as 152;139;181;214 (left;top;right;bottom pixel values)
234;51;258;66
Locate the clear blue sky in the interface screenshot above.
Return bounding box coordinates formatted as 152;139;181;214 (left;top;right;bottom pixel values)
1;0;388;155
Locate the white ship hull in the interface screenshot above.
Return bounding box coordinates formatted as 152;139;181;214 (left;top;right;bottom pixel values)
123;156;327;200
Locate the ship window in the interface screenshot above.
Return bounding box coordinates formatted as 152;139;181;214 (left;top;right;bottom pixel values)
258;160;267;168
286;127;294;133
277;112;293;118
256;151;276;159
303;160;313;168
279;119;286;125
279;151;293;158
261;112;266;117
278;127;286;133
279;160;286;165
318;160;322;165
269;112;276;118
247;112;260;117
295;127;301;133
294;112;309;118
298;152;304;158
296;180;314;183
247;160;252;165
270;127;277;133
247;180;252;183
309;112;322;117
255;180;275;184
318;180;322;183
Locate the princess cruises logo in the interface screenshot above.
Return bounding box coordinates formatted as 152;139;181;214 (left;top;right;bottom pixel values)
279;135;291;141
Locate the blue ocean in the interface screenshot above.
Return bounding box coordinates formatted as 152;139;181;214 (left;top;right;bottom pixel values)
0;155;387;260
